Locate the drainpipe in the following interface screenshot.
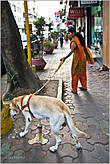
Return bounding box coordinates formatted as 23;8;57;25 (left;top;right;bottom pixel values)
24;1;32;66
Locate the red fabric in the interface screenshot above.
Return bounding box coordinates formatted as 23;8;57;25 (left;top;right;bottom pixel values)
21;94;35;118
70;36;85;62
71;73;87;93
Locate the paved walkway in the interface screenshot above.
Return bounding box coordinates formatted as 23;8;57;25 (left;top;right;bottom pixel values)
1;42;109;163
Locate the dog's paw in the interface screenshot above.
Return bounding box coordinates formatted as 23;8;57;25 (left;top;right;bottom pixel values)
49;146;57;153
76;143;82;151
19;132;27;137
85;134;91;139
76;146;82;151
37;124;42;128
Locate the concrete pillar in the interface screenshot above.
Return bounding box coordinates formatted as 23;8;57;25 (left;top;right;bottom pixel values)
103;1;109;68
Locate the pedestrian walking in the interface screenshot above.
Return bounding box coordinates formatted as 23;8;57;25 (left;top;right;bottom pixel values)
60;27;94;94
59;31;64;47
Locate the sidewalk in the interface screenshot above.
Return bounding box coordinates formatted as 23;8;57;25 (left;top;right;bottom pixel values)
1;41;109;163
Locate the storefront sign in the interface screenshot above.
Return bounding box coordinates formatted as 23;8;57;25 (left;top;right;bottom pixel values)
80;0;99;7
55;12;60;16
68;8;85;18
55;12;60;22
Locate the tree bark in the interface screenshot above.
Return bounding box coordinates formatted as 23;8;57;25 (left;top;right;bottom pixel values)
1;1;43;99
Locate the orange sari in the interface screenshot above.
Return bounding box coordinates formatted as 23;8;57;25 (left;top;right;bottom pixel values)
70;36;94;92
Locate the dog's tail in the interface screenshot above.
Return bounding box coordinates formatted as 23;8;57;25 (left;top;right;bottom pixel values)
64;107;87;137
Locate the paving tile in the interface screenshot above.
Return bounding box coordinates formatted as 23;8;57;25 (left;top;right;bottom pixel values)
73;150;98;163
41;118;50;126
75;121;86;132
60;126;70;133
14;149;25;157
29;124;37;130
25;133;36;140
25;146;46;163
61;156;73;163
1;142;11;156
90;144;109;162
72;114;87;123
85;124;102;137
3;150;26;163
42;150;63;163
79;138;94;152
58;143;78;159
31;128;39;134
61;132;75;145
87;133;109;145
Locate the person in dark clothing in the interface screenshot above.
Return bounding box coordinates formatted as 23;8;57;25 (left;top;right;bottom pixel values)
59;32;64;47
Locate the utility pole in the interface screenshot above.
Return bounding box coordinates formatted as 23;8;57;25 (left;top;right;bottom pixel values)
24;1;32;66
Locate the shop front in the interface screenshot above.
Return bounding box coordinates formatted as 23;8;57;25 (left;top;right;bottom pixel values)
67;7;85;31
91;1;103;49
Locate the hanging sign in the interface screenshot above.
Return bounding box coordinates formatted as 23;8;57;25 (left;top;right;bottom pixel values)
80;0;99;7
68;8;85;18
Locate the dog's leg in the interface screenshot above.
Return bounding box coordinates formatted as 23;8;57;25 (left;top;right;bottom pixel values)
49;131;61;152
19;111;32;137
72;134;82;150
49;116;64;152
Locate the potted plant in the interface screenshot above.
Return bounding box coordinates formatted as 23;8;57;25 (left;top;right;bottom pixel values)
51;31;59;49
33;16;47;70
43;41;55;54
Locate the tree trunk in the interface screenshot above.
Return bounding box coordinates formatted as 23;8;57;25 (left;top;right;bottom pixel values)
1;1;43;100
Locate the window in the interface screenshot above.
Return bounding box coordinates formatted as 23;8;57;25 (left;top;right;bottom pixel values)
18;18;21;22
17;7;19;12
13;4;16;12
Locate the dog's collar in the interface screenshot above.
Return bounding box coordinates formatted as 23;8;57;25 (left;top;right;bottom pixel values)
21;94;35;118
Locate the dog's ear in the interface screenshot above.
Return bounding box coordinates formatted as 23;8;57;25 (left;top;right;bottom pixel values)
11;99;20;114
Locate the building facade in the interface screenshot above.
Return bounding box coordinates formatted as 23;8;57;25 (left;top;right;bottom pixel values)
9;1;24;35
9;1;37;35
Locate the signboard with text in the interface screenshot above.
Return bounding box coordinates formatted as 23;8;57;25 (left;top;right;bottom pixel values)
68;8;85;18
80;0;99;7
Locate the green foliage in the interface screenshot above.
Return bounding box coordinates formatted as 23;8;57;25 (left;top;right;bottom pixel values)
43;41;55;48
46;21;53;31
33;16;46;36
8;72;18;86
51;31;59;40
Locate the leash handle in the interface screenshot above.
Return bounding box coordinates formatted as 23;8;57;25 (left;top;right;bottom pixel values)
55;57;65;73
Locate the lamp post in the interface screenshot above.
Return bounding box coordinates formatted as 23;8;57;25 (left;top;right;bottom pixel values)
24;1;32;66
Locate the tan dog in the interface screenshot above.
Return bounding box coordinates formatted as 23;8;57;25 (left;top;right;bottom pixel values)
10;94;87;152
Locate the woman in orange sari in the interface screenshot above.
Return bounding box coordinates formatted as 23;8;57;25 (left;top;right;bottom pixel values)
60;27;94;94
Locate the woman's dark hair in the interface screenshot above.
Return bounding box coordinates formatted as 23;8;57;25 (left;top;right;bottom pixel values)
68;27;76;33
68;27;85;48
